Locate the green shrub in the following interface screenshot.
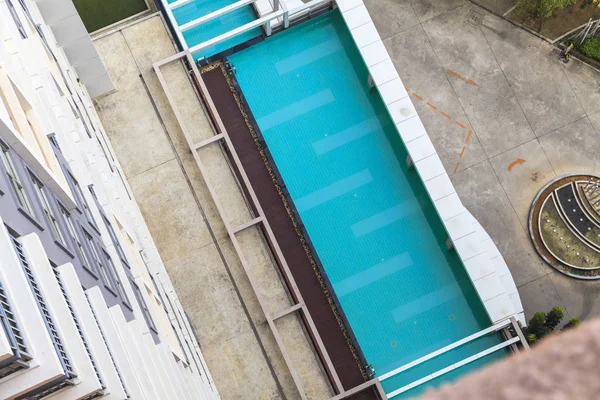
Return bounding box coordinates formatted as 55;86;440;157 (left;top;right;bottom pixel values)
527;312;548;338
545;307;564;331
581;37;600;60
522;307;566;344
563;318;581;330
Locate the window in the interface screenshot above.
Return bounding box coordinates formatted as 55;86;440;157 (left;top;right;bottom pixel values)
102;250;130;306
0;144;32;213
60;206;90;268
31;175;64;243
131;281;157;333
6;0;27;39
103;217;129;267
84;231;114;292
69;173;95;224
48;135;61;152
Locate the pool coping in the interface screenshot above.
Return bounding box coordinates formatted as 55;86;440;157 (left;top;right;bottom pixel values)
336;0;524;326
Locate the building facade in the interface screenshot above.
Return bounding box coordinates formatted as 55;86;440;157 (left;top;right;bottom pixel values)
0;0;218;399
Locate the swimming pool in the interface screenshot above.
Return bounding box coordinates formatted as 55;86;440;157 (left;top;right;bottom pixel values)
168;0;261;59
229;10;504;398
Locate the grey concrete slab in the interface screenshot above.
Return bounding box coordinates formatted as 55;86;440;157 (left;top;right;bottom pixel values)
218;237;267;327
202;327;283;400
489;139;556;227
163;244;252;349
255;324;301;400
480;14;585;137
562;58;600;116
549;271;600;321
538;117;600;176
517;275;569;321
585;112;600;174
365;0;418;40
94;32;175;179
453;161;551;287
275;314;334;399
421;6;536;157
236;226;294;317
384;25;487;175
128;159;214;264
196;144;254;227
409;0;468;23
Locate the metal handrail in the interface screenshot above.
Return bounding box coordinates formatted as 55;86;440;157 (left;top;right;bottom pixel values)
179;0;257;32
380;319;512;382
187;0;332;55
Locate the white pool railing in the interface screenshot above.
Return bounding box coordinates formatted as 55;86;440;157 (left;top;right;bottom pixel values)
381;317;527;398
161;0;333;56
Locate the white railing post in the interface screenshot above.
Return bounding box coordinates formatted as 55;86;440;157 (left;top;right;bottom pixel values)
283;10;289;29
265;20;272;36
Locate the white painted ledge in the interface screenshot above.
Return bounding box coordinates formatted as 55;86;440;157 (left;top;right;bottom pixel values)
337;0;523;326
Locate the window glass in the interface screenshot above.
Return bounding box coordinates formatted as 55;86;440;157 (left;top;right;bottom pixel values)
84;231;114;291
7;0;27;39
31;176;64;243
69;173;95;224
132;281;157;333
0;144;32;213
103;216;129;267
60;206;91;268
102;250;130;305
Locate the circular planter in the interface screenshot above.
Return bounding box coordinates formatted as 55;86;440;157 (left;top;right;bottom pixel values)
529;173;600;279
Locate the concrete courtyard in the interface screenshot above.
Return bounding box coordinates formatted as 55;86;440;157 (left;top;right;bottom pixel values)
365;0;600;324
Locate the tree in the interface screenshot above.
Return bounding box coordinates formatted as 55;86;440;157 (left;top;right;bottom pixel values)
544;307;564;331
526;311;548;339
522;307;565;344
563;318;581;330
516;0;576;19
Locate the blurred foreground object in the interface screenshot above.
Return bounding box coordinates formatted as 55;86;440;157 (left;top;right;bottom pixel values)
420;319;600;399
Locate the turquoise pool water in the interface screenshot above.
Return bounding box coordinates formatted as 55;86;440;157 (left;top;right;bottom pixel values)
229;10;504;398
169;0;261;59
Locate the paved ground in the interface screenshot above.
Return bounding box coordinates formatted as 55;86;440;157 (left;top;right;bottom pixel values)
93;16;332;400
365;0;600;325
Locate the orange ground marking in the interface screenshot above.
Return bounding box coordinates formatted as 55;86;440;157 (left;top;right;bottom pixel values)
459;146;466;158
413;93;424;101
447;69;479;87
455;121;466;129
507;158;526;172
426;102;437;110
465;130;472;143
453;162;460;174
441;112;452;119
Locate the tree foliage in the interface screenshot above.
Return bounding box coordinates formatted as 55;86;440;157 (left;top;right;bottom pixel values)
516;0;576;18
522;307;565;344
563;317;581;330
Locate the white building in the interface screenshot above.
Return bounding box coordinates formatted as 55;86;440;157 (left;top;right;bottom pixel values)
0;0;219;398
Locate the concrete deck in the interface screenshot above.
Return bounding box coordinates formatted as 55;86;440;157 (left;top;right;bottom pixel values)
92;15;332;399
365;0;600;324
